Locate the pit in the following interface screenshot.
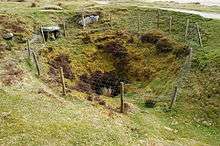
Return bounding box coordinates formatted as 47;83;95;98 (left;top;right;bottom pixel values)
46;30;189;97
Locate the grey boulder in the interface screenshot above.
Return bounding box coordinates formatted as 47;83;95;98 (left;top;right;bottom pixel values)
2;32;14;40
79;15;99;26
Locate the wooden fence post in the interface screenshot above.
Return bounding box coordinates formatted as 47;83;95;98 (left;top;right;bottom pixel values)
169;16;172;34
27;39;31;58
157;10;160;29
82;13;85;30
60;67;66;96
196;22;203;47
109;13;111;22
63;21;66;37
32;51;40;76
40;27;46;44
120;82;124;113
109;13;112;24
185;19;190;40
169;85;178;109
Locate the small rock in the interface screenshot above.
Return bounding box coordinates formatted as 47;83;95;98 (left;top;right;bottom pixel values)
2;32;14;40
41;26;60;32
79;15;99;26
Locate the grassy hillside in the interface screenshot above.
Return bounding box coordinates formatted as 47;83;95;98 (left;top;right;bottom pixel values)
0;0;219;145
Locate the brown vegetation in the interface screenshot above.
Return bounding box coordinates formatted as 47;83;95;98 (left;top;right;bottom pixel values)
48;54;74;80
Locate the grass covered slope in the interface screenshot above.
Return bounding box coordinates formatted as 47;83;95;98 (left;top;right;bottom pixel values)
0;0;220;145
0;91;134;145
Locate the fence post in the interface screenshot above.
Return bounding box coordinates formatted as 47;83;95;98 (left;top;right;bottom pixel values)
109;13;112;24
40;27;46;44
63;21;66;37
196;23;203;47
27;39;31;58
120;82;124;113
185;19;190;41
157;10;160;29
32;51;40;76
82;13;85;30
169;16;172;34
169;85;178;109
60;67;66;96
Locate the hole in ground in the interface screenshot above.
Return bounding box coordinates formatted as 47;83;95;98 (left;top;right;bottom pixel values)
76;71;126;96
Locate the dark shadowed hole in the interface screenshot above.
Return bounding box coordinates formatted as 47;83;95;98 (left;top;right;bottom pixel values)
77;71;127;96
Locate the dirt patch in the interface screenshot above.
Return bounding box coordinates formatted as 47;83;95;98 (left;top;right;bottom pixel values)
141;30;190;57
48;54;74;80
2;63;24;86
76;71;123;96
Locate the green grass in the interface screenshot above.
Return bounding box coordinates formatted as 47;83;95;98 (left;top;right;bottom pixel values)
0;1;219;145
0;91;130;145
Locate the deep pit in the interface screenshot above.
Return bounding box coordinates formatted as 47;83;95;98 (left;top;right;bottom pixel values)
46;30;189;97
